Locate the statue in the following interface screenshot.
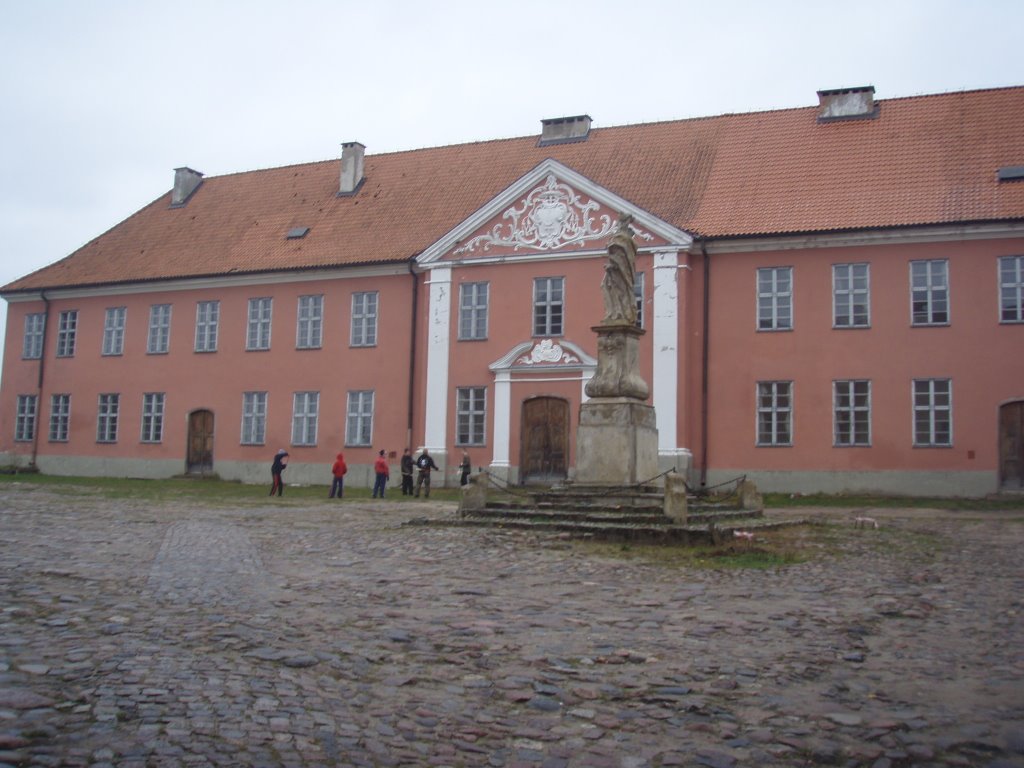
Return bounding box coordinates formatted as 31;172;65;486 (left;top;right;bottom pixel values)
600;213;638;326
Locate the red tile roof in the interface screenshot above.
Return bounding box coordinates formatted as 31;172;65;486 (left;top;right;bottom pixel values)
6;86;1023;293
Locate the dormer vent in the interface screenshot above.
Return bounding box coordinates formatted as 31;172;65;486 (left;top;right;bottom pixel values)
998;165;1024;182
539;115;592;146
339;141;365;196
817;86;878;122
171;167;204;207
287;227;310;239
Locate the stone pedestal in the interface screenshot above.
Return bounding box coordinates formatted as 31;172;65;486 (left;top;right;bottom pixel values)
585;324;649;400
575;398;659;486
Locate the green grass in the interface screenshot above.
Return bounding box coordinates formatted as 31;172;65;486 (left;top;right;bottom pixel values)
763;491;1024;511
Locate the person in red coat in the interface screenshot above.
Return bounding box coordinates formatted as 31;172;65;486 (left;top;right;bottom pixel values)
329;452;347;498
372;450;390;498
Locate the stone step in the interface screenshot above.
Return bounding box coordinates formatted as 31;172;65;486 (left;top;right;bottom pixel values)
465;506;760;527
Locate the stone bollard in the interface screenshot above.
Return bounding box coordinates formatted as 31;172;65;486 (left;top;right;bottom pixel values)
458;472;488;517
738;478;763;511
663;471;688;524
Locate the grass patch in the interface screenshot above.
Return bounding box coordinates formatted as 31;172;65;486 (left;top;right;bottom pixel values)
763;491;1024;511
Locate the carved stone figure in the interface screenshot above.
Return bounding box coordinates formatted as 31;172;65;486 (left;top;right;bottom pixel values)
600;213;638;326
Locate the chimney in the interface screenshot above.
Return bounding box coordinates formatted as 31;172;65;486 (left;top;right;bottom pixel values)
171;167;203;206
539;115;592;146
817;86;878;122
339;142;366;196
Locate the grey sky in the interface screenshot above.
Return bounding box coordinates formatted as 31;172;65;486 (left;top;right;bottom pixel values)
0;0;1020;360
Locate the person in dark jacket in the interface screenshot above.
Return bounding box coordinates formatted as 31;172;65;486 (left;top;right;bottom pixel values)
400;448;414;495
269;449;289;496
459;450;471;486
372;450;390;498
329;452;347;498
414;448;439;498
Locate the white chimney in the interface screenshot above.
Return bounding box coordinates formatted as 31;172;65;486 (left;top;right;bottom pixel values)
817;86;878;122
339;142;365;195
171;167;204;206
539;115;592;146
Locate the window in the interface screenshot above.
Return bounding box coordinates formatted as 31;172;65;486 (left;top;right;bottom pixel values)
346;390;374;446
910;260;949;325
456;387;487;446
296;295;324;349
56;310;78;357
459;282;489;340
247;298;273;350
147;304;172;354
757;267;792;330
533;277;564;336
15;395;37;442
635;272;645;329
913;379;952;447
49;394;70;442
833;263;870;328
999;255;1024;323
834;380;871;446
23;313;45;359
139;393;166;443
101;307;127;355
757;381;792;446
96;394;120;443
351;292;378;347
241;392;268;445
195;301;220;352
291;392;319;446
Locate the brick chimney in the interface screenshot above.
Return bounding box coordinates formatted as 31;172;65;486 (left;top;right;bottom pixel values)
539;115;592;146
817;86;878;122
171;167;203;207
339;142;365;196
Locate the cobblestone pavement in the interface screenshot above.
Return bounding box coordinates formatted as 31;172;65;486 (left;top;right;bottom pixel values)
1;486;1023;767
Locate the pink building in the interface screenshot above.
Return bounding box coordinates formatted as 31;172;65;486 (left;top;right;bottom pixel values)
2;86;1023;495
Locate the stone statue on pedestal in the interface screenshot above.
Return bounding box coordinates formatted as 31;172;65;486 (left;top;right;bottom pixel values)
600;213;638;327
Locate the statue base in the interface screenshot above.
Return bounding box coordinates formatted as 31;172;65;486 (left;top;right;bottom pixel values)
574;398;659;486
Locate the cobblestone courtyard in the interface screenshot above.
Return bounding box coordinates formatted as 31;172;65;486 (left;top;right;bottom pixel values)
0;484;1022;767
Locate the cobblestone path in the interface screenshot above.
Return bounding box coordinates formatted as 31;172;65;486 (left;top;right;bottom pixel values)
0;486;1022;767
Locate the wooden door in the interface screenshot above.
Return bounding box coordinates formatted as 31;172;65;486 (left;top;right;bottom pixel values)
1000;402;1024;490
519;397;569;485
187;410;215;474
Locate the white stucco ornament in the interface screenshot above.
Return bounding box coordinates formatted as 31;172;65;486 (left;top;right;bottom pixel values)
516;339;580;365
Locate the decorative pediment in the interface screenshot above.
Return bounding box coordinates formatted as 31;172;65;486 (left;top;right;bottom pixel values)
417;159;692;265
489;339;596;372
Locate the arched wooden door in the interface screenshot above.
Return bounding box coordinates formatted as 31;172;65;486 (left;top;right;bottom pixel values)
187;409;214;475
1000;401;1024;490
519;396;569;485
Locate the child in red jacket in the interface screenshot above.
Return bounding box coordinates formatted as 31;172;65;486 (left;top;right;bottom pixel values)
372;450;390;498
329;452;347;498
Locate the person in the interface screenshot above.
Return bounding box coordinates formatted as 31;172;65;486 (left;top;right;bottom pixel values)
414;448;439;498
372;449;390;498
269;449;289;496
400;448;414;495
329;451;347;498
459;450;471;486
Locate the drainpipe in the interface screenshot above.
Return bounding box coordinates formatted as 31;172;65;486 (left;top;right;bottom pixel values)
699;241;711;489
406;259;420;449
31;291;51;469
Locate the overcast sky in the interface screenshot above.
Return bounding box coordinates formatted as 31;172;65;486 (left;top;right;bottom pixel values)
0;0;1020;360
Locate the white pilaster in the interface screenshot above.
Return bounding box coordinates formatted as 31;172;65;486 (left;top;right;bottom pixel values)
423;265;452;453
492;370;511;468
653;251;679;452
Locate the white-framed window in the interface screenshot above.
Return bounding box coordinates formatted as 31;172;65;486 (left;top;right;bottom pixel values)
833;263;870;328
102;307;127;356
96;393;119;443
533;277;564;336
23;313;45;359
913;378;952;447
456;387;487;446
296;295;324;349
195;300;220;353
147;304;172;354
346;390;374;446
291;391;319;446
49;394;71;442
56;310;78;357
140;393;165;443
910;259;949;326
635;272;645;329
999;255;1024;323
458;282;489;340
757;381;792;446
350;292;378;347
15;395;37;442
757;267;792;331
833;380;871;446
241;392;268;445
247;298;273;351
